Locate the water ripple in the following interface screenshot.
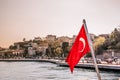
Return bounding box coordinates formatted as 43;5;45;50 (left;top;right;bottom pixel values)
0;62;119;80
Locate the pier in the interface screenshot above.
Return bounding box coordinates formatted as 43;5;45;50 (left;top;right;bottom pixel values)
58;62;120;71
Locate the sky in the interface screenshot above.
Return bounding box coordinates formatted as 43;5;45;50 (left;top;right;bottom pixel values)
0;0;120;48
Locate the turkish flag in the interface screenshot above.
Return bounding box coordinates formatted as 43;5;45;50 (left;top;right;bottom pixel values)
66;24;90;73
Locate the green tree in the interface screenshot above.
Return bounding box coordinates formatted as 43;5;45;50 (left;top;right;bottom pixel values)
116;42;120;49
47;41;61;58
102;38;111;50
110;28;120;43
93;36;105;55
23;38;26;42
62;42;69;57
9;45;17;49
55;47;62;57
109;28;120;49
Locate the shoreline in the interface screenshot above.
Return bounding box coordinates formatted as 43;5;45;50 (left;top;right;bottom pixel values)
0;59;58;64
0;59;120;71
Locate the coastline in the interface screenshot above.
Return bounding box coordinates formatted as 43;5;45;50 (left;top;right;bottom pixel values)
0;59;58;64
0;59;120;71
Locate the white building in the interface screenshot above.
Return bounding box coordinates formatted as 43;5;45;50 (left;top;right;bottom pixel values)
28;47;36;56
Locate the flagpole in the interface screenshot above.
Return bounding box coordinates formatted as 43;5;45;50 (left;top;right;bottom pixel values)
83;19;101;80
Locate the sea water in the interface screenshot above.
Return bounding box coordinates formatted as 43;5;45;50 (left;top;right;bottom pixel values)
0;62;119;80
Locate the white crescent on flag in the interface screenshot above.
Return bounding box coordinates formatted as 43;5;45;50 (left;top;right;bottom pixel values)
79;37;86;52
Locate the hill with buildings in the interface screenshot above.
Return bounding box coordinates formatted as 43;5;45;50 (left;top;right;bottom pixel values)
0;27;120;59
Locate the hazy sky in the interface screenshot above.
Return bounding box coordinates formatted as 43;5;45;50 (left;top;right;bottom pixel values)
0;0;120;48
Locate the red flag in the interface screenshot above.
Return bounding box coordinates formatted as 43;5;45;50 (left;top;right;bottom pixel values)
66;24;90;73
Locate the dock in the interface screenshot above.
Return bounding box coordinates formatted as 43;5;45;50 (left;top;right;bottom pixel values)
57;61;120;71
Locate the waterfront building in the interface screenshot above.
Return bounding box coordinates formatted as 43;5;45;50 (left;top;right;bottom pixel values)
12;49;24;57
28;47;36;56
37;40;48;56
46;35;56;42
99;34;110;39
14;41;30;49
57;36;72;46
33;37;42;41
90;33;96;40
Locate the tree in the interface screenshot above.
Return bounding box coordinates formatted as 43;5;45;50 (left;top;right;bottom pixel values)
102;38;111;50
109;28;120;49
47;41;61;58
62;42;69;57
116;42;120;49
93;36;105;55
55;47;62;57
23;38;26;42
110;28;120;43
9;45;17;49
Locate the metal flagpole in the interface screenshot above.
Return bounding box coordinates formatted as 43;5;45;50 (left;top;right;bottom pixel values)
83;19;101;80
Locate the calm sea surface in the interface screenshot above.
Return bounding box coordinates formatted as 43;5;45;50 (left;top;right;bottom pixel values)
0;62;119;80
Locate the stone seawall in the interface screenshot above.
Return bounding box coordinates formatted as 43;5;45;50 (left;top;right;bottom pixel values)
0;59;58;64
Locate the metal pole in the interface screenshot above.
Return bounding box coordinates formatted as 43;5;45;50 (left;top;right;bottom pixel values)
83;19;101;80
